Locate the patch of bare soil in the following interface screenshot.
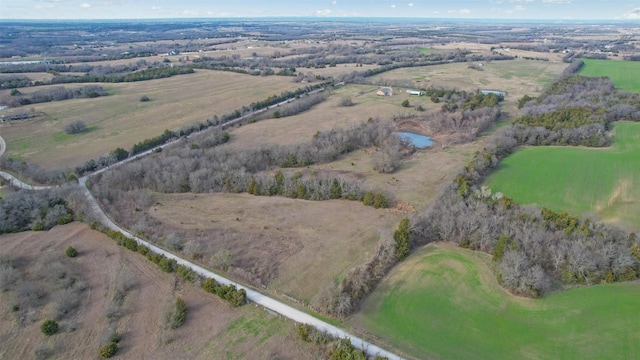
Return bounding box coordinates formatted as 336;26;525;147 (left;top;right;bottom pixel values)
0;222;320;360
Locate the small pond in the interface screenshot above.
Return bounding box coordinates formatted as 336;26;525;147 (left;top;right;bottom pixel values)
394;132;434;148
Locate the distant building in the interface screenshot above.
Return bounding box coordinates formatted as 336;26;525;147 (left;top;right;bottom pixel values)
406;90;424;96
377;87;394;96
480;90;507;97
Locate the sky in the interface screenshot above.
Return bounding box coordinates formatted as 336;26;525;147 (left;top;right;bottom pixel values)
1;0;639;20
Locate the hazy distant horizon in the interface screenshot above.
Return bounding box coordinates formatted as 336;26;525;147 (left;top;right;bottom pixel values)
2;1;639;21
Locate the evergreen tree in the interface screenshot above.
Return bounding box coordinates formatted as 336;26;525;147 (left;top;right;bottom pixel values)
394;218;411;260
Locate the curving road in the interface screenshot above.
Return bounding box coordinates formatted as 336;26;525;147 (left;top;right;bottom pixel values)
0;88;406;359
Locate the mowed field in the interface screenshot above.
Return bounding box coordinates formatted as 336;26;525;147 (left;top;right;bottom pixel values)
0;223;320;360
579;59;640;93
0;70;302;169
150;193;402;301
369;59;567;114
484;122;640;231
351;244;640;360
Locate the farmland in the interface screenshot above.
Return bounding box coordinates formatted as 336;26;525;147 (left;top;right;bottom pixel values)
579;59;640;93
369;59;568;113
485;122;640;231
0;70;302;169
0;223;321;360
352;244;640;360
2;18;639;360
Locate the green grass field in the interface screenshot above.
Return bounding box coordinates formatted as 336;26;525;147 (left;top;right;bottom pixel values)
579;59;640;93
352;244;640;360
484;122;640;231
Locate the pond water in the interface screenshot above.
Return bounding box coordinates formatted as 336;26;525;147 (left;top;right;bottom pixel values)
395;132;434;148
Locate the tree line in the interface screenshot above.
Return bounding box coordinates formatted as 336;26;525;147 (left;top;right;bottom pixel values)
1;85;108;108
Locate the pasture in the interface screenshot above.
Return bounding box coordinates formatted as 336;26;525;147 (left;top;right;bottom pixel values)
0;70;302;169
369;59;567;114
352;244;640;360
150;192;402;302
484;122;640;231
579;59;640;93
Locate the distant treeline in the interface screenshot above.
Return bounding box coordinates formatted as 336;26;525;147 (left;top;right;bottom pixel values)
0;65;194;88
1;85;108;108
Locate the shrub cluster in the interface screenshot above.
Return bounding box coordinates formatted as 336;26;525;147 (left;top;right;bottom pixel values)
40;319;59;336
202;278;247;307
64;120;88;134
65;246;78;258
296;324;388;360
99;342;118;358
167;297;188;329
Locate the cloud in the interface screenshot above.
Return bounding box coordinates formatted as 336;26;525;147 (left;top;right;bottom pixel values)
505;5;526;14
316;9;332;16
391;4;396;8
448;8;471;15
151;5;162;11
182;9;199;16
408;2;414;7
331;0;337;4
622;7;640;19
102;0;128;5
80;3;91;8
542;0;572;4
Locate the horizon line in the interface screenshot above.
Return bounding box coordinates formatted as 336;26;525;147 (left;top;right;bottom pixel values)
0;16;636;22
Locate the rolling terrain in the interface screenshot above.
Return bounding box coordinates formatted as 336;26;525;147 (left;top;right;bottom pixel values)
352;244;640;360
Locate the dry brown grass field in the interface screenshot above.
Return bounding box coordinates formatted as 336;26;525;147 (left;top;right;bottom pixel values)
313;142;479;207
150;193;402;302
0;222;320;360
0;70;303;169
